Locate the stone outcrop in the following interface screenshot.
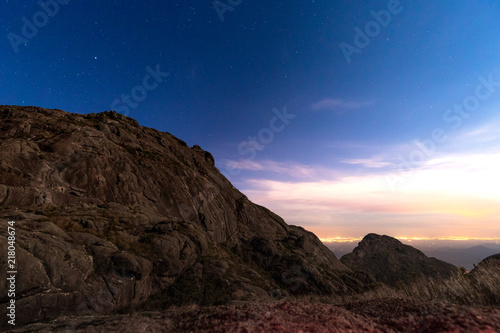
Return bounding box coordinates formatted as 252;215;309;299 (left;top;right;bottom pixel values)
0;106;364;328
341;233;458;286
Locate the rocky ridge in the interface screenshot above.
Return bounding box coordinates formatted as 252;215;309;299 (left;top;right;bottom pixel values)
0;105;367;328
341;233;458;286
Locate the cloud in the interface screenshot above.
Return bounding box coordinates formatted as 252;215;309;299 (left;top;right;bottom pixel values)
243;154;500;237
341;158;392;168
238;149;500;238
225;159;318;179
226;160;265;171
452;120;500;146
334;118;500;173
227;118;500;238
312;98;375;111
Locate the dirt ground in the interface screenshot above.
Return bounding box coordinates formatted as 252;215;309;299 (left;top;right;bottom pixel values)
8;298;500;333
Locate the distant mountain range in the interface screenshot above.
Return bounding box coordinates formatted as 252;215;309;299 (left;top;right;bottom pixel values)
423;245;500;270
326;241;500;271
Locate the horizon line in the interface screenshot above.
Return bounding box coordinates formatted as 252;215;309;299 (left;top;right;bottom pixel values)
320;236;500;243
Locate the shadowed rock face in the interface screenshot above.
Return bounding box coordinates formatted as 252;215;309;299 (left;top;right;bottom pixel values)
341;233;458;286
0;105;363;328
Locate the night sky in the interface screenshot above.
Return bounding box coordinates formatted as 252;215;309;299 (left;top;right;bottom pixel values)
2;1;500;239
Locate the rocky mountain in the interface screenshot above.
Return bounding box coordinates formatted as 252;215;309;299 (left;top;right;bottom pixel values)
0;105;367;328
341;233;458;286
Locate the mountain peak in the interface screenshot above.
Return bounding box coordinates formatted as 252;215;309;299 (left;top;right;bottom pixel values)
341;233;457;286
362;233;401;243
0;105;366;327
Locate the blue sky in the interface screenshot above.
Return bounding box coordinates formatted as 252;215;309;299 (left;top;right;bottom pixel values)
1;1;500;238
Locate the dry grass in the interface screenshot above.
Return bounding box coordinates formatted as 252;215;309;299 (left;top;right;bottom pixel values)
347;266;500;307
294;266;500;308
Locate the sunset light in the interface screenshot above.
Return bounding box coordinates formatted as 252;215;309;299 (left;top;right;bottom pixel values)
320;236;500;243
2;1;500;330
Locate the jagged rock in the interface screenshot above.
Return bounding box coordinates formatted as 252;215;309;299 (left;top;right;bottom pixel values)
341;233;458;286
0;105;365;328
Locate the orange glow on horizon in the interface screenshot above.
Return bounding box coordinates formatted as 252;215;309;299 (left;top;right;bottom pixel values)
242;150;500;242
319;237;363;243
320;236;500;243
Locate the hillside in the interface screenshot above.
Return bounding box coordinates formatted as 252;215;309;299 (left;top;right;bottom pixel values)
471;253;500;275
9;299;500;332
0;105;367;328
341;233;458;286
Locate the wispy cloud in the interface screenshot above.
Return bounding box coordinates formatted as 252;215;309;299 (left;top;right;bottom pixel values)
225;159;318;179
341;158;392;168
330;118;500;173
226;160;265;171
312;98;375;111
452;121;500;146
242;153;500;238
236;119;500;238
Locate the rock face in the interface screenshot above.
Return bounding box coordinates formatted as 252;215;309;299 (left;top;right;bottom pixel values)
0;106;363;328
341;234;458;286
